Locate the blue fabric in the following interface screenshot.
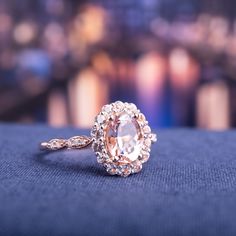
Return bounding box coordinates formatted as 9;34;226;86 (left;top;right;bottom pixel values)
0;123;236;236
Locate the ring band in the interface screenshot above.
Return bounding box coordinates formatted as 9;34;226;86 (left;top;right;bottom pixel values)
40;101;157;177
40;136;93;150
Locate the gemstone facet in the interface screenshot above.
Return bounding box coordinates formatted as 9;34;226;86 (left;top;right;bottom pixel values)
106;113;143;162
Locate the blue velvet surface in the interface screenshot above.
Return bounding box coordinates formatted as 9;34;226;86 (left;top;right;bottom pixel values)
1;123;236;236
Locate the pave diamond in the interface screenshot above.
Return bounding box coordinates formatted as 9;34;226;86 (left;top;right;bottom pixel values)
67;136;92;149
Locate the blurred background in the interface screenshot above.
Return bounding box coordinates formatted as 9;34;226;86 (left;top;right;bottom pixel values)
1;0;236;130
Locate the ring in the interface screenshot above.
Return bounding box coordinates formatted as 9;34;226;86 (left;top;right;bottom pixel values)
40;101;157;177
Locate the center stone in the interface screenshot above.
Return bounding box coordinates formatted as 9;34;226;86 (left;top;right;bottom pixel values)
105;113;143;162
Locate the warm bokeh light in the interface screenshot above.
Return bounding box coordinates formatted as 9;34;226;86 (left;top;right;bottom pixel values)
196;81;230;130
169;48;199;89
68;68;109;128
1;0;236;130
47;90;68;127
0;13;12;34
13;21;37;45
135;51;167;126
43;23;68;60
169;48;200;126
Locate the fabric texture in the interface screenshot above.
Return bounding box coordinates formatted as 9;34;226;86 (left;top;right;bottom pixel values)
0;123;236;236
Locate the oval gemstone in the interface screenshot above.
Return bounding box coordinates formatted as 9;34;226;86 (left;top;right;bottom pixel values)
105;113;143;162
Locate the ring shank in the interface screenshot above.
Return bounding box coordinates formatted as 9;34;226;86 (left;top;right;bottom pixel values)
40;136;93;151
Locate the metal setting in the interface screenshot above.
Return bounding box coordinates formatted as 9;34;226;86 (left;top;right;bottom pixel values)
40;101;157;177
40;136;93;150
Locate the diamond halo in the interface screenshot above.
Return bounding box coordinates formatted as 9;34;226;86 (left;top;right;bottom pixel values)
91;101;156;177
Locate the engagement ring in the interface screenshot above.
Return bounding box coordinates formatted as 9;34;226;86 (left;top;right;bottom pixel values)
40;101;157;177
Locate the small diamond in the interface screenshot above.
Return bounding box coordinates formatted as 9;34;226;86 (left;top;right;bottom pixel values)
138;113;146;122
97;129;104;137
121;166;131;177
107;167;117;175
140;153;150;163
96;153;104;163
102;104;112;113
67;136;91;149
49;139;63;150
115;101;123;107
132;161;142;173
92;142;99;151
90;126;97;137
96;114;106;124
150;133;157;142
144;138;152;148
114;101;124;112
143;125;151;134
129;103;137;111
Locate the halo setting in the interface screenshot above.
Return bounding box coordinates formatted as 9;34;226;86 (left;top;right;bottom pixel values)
91;101;156;177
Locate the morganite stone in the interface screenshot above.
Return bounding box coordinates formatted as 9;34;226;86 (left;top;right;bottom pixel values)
105;113;143;162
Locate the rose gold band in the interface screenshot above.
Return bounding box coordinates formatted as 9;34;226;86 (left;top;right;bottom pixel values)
40;136;93;151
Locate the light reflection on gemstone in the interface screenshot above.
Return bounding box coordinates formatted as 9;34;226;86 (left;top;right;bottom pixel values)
106;112;143;162
91;101;156;177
